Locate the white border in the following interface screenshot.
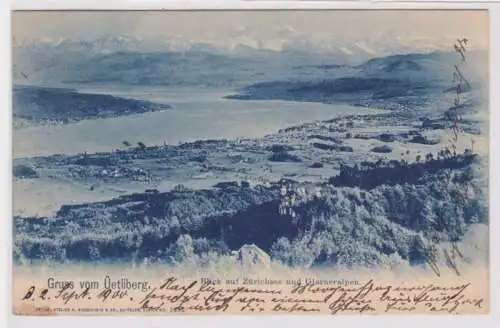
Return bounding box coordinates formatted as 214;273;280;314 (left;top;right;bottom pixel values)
7;0;500;10
2;1;499;328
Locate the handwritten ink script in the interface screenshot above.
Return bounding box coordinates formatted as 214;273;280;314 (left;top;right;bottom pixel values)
424;241;466;277
421;37;475;279
450;38;470;141
13;276;486;315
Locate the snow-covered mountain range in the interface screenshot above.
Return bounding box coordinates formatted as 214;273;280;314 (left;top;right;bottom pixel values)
13;34;466;62
14;34;488;90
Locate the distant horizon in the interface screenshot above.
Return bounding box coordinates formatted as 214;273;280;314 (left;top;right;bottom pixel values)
12;10;489;55
11;35;489;70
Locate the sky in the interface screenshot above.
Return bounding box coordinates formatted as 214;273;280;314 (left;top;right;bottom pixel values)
12;10;489;52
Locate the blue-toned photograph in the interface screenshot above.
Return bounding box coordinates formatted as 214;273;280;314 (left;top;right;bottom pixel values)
12;10;489;280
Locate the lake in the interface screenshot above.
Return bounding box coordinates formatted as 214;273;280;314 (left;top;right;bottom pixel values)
13;87;383;158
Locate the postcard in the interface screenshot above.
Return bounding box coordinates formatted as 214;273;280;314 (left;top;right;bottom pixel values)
11;9;490;315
